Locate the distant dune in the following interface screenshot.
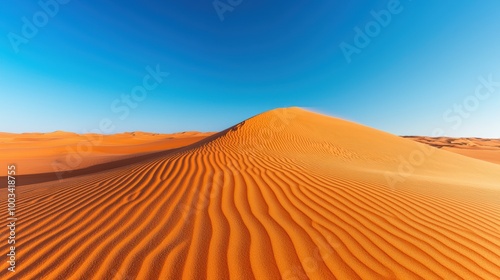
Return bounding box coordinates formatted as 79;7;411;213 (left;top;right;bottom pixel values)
404;136;500;165
0;131;212;176
1;108;499;279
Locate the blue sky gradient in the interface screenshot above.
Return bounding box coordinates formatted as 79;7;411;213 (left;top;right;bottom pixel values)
1;0;500;137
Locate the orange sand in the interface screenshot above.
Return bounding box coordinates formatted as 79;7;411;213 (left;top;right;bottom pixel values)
1;108;499;279
0;131;212;175
405;136;500;165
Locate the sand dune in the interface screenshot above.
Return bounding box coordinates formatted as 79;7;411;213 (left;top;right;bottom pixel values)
0;131;212;176
1;107;500;280
405;136;500;165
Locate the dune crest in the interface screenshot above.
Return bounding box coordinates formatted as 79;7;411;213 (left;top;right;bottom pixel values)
1;107;500;279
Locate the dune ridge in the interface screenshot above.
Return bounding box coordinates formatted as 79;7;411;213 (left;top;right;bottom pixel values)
1;107;500;279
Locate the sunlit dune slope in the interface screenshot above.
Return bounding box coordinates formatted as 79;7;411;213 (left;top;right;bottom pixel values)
1;107;499;280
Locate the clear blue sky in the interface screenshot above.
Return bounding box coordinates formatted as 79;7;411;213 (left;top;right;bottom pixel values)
1;0;500;137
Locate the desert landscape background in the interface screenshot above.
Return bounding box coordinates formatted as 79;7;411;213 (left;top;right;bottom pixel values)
3;1;500;279
1;107;499;279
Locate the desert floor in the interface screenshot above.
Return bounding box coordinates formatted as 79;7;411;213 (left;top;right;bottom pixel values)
1;108;499;280
404;136;500;165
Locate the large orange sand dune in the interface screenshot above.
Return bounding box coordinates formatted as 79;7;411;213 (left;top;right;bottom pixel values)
1;108;499;279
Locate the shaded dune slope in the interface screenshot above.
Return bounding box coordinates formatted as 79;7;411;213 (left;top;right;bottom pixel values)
1;108;500;280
